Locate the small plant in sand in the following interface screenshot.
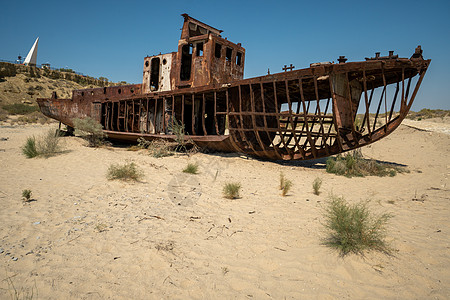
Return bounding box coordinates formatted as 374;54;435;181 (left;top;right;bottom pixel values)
223;182;241;199
107;162;143;181
279;172;293;196
171;117;199;155
95;223;107;232
22;189;32;202
37;128;63;157
73;117;106;147
172;117;187;151
22;129;63;158
148;139;174;158
183;162;199;174
312;177;322;195
326;149;407;177
322;194;392;255
22;136;38;158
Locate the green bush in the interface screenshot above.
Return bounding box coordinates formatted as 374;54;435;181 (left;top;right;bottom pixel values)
223;182;241;199
323;195;392;255
107;162;143;181
183;163;198;174
73;117;106;147
2;103;39;115
22;136;39;158
326;149;407;177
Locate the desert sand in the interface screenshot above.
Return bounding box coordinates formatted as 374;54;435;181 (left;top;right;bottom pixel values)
0;119;449;299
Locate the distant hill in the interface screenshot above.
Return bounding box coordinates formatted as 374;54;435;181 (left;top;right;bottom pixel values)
0;62;116;124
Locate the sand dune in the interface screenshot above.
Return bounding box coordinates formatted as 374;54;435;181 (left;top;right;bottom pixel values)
0;122;449;299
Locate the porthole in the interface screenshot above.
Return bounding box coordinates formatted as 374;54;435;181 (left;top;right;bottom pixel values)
118;89;121;94
162;58;167;65
145;61;149;67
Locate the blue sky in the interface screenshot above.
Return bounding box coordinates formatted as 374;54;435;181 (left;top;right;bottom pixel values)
1;0;448;110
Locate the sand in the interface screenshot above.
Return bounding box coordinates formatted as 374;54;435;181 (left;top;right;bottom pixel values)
0;120;449;299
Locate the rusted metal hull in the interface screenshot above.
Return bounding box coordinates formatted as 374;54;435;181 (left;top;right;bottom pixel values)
37;50;430;160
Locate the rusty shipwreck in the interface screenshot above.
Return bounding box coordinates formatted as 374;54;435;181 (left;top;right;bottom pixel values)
37;14;430;160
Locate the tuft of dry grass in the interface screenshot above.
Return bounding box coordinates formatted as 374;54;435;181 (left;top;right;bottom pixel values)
313;177;322;195
279;172;293;196
183;162;198;174
22;189;32;202
148;140;175;158
107;162;143;181
223;182;241;199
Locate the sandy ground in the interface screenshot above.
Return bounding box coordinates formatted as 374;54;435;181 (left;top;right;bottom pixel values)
0;120;449;299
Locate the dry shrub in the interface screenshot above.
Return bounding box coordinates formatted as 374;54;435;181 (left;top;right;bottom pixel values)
313;177;322;195
107;162;143;181
323;195;392;255
148;139;175;158
326;149;407;177
22;128;63;158
73;117;106;147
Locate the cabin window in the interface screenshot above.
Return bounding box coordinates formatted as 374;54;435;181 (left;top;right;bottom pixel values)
215;43;222;58
180;44;193;81
226;47;233;62
118;89;121;94
196;42;204;57
103;87;106;94
150;57;160;91
236;52;242;66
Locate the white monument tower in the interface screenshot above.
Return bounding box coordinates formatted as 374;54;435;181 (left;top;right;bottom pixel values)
23;37;39;66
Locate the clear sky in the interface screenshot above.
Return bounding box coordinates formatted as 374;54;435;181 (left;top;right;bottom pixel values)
1;0;448;110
